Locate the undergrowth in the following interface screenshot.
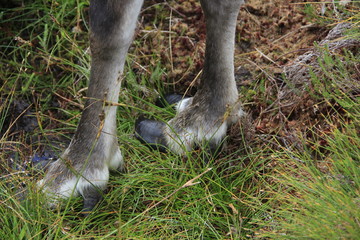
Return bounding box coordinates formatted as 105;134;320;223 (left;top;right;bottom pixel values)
253;31;360;240
1;0;359;239
254;59;360;238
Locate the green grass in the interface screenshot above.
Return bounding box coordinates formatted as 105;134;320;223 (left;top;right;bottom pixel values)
1;0;359;239
252;43;360;238
254;118;360;239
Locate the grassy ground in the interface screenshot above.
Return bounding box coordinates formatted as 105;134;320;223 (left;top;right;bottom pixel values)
1;0;359;239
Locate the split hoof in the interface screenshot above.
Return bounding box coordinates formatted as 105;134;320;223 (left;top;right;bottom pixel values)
31;153;57;172
156;93;190;108
135;118;167;152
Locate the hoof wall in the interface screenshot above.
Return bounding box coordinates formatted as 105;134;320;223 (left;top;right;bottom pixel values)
156;93;189;108
135;118;167;152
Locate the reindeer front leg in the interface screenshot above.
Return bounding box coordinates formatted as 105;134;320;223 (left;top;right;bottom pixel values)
38;0;144;213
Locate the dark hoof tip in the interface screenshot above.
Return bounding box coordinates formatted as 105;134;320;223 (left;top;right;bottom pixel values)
31;153;56;171
156;93;189;108
135;117;167;152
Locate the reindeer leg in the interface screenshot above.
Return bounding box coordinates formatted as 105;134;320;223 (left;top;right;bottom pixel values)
136;0;245;155
38;0;144;212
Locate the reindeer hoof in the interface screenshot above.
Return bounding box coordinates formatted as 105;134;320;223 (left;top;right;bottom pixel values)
156;93;190;108
31;153;57;171
135;118;167;152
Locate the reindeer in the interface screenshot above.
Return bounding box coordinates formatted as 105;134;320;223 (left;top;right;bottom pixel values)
37;0;245;213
